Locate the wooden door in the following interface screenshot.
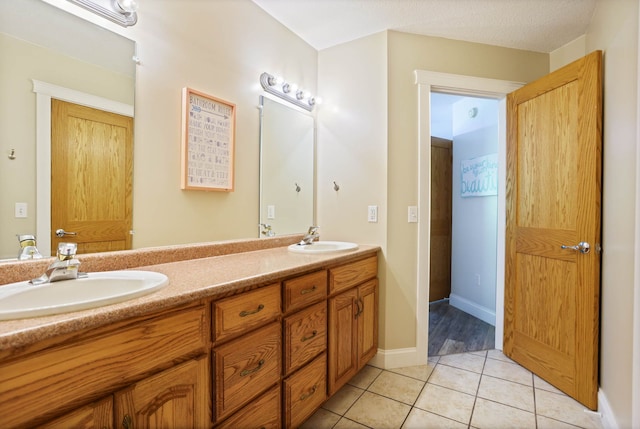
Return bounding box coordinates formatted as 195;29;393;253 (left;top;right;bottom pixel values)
114;357;209;429
504;51;602;409
430;137;452;302
51;99;133;255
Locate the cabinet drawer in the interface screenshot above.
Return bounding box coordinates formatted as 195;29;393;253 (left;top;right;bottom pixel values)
329;256;377;294
283;270;327;313
0;305;206;429
213;283;281;342
216;385;281;429
284;353;327;429
284;301;327;375
213;322;282;420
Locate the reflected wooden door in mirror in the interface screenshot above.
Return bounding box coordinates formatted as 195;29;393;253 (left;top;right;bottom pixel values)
51;100;133;255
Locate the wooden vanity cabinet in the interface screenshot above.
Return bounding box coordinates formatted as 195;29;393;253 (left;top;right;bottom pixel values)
328;257;379;395
3;251;378;429
0;304;208;429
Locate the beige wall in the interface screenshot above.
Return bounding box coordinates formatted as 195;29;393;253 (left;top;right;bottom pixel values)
0;33;134;259
128;0;317;247
318;31;548;350
582;0;636;427
317;31;389;347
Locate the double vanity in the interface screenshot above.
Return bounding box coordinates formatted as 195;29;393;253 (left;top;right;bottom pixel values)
0;236;379;428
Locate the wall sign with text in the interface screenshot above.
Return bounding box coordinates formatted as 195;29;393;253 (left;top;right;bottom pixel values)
181;87;236;191
460;153;498;197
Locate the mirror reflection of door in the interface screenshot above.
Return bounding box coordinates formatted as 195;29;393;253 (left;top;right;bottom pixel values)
429;137;452;302
51;99;133;255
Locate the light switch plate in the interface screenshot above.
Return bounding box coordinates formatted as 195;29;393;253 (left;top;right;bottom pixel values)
408;206;418;223
15;202;27;218
367;205;378;223
267;205;275;219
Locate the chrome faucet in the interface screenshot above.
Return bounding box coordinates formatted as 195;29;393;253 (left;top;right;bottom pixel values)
298;226;320;245
17;234;43;260
260;223;275;237
30;243;86;285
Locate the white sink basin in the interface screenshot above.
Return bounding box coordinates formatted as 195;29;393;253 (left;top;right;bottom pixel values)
288;241;359;254
0;270;168;320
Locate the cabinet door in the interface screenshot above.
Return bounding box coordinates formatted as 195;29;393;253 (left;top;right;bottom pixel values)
114;357;209;429
357;279;378;368
328;288;358;395
38;397;113;429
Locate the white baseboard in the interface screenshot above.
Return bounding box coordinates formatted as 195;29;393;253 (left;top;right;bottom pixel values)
598;389;619;429
449;293;496;326
369;347;427;370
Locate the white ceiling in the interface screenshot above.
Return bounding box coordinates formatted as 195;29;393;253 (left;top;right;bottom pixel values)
251;0;597;53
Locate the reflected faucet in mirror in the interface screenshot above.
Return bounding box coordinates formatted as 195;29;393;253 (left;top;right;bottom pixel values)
260;224;275;237
16;235;43;260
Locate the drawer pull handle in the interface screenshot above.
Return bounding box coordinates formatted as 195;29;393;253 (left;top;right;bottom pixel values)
240;359;265;376
300;285;317;295
239;304;265;317
355;298;363;319
301;330;318;342
122;414;133;429
300;384;318;401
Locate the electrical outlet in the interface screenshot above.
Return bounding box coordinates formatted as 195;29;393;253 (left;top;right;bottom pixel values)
408;206;418;223
267;205;275;219
15;202;27;218
367;205;378;223
475;274;481;286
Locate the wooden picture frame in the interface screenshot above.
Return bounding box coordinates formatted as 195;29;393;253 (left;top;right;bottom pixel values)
181;87;236;191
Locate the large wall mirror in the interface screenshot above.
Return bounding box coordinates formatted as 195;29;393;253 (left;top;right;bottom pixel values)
259;96;315;237
0;0;135;259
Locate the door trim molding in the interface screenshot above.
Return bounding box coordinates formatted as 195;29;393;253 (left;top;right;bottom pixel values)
32;80;133;256
415;71;523;363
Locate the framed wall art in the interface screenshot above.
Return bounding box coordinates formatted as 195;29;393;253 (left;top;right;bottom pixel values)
181;87;236;191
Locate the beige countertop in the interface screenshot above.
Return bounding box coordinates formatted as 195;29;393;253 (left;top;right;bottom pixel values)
0;241;379;352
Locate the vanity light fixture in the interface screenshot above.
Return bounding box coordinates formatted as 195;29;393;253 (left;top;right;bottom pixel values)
260;72;320;112
66;0;138;27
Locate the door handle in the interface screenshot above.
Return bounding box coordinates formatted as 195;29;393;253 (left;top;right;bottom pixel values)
560;241;590;254
55;229;77;238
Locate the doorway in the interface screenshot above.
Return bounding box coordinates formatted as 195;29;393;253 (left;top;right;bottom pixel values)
33;80;134;256
414;70;523;362
428;92;500;356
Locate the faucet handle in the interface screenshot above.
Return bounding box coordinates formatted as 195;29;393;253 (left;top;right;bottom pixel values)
307;226;319;235
57;242;78;260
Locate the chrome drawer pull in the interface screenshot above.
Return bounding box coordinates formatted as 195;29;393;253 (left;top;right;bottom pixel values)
240;359;265;377
300;285;317;295
239;304;265;317
301;330;318;342
299;384;318;401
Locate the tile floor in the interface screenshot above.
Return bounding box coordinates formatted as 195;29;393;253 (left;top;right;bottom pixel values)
301;350;604;429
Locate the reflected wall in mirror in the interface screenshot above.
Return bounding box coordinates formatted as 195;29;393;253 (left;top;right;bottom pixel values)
0;0;135;259
259;96;315;237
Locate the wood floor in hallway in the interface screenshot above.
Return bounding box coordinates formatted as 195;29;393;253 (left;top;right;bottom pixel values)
429;300;495;356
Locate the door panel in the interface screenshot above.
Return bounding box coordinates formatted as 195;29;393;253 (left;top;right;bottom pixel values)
51;100;133;254
430;137;452;302
504;51;602;409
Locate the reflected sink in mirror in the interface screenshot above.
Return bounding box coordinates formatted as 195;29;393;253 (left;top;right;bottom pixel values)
287;241;359;254
0;271;168;320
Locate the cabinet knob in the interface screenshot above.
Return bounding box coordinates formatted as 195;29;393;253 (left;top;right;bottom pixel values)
122;414;133;429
